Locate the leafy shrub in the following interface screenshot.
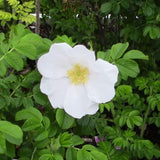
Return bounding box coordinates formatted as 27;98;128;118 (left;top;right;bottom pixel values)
0;0;160;159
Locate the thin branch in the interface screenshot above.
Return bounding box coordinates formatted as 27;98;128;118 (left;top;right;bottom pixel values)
35;0;40;34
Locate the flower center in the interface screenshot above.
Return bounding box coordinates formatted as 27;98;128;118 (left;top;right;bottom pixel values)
67;64;89;85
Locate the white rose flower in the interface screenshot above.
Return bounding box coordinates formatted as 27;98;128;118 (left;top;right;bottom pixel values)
37;43;118;118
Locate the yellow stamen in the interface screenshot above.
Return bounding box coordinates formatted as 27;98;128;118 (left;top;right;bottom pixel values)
67;64;89;85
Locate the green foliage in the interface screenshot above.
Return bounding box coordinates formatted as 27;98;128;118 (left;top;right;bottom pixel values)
0;0;35;26
0;1;160;159
56;109;75;130
98;42;148;80
0;120;23;158
0;24;50;75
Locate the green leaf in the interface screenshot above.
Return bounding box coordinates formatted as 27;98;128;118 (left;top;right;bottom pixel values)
100;2;112;14
0;42;9;54
128;110;139;116
77;149;92;160
82;144;97;151
22;118;42;131
76;116;95;136
33;84;48;105
153;148;160;158
53;35;76;47
124;130;135;138
113;137;129;148
56;109;75;129
97;50;111;61
39;154;54;160
143;5;153;17
116;85;132;97
142;140;154;149
18;33;50;56
18;146;32;159
144;26;160;39
103;102;114;111
112;3;120;15
90;150;108;160
43;38;53;47
126;118;134;129
132;116;143;126
21;70;41;88
116;58;139;80
15;107;43;122
0;33;5;42
0;132;6;154
0;61;7;77
59;132;72;148
121;0;129;9
119;116;126;127
54;153;63;160
6;142;15;158
0;120;23;145
48;123;57;138
110;42;129;60
123;50;148;60
34;130;48;141
43;116;50;130
22;97;34;108
72;135;84;146
36;138;50;149
149;26;160;39
97;51;106;60
66;147;77;160
9;24;31;46
51;137;61;151
15;43;37;60
143;26;151;37
4;51;24;71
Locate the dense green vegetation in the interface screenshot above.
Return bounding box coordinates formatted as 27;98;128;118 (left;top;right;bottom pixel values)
0;0;160;159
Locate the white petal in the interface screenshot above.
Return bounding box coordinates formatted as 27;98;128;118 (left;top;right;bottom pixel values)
49;43;72;55
86;103;99;115
37;43;72;78
72;45;95;61
40;77;55;95
48;94;64;109
37;53;55;78
64;85;92;119
93;59;119;83
40;77;69;95
86;59;118;103
41;78;70;108
86;74;116;103
68;45;96;67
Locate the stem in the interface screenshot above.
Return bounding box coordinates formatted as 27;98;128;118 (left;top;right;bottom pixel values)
31;147;37;160
0;48;14;61
35;0;40;34
10;84;21;97
10;76;25;97
140;104;150;137
140;86;153;137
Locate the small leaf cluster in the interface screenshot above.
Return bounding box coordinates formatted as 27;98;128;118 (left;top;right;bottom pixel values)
0;24;50;76
98;43;160;159
0;0;35;26
135;72;160;128
0;24;52;158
